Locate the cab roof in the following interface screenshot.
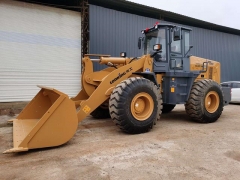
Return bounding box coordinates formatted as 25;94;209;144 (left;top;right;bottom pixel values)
141;23;192;34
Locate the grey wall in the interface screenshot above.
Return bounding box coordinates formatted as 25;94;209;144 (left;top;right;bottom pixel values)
189;26;240;82
89;5;240;82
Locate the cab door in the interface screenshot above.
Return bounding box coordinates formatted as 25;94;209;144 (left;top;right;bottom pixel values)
170;30;183;70
170;29;191;72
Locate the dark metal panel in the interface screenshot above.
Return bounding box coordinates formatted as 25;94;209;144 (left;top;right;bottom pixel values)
90;4;158;71
89;5;240;82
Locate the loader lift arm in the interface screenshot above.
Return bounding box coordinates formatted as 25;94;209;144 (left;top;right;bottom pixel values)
74;54;154;122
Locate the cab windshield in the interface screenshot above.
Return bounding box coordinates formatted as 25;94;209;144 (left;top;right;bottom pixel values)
144;29;166;61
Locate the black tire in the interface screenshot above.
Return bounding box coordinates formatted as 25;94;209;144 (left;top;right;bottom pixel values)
90;104;110;119
185;79;223;123
162;104;176;113
109;77;162;134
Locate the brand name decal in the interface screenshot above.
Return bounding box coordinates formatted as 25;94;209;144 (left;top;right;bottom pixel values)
110;67;133;84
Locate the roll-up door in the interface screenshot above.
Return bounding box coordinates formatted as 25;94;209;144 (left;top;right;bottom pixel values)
0;0;81;102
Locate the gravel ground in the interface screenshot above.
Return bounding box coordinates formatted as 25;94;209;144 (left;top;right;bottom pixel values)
0;104;240;180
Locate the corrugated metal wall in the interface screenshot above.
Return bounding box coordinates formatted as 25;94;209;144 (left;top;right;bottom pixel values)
89;5;159;71
189;26;240;82
89;5;240;82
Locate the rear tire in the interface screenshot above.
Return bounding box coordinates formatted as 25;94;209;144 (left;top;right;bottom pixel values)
162;104;176;113
109;77;162;134
185;79;223;123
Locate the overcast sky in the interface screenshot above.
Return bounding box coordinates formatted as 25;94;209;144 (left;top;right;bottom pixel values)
128;0;240;30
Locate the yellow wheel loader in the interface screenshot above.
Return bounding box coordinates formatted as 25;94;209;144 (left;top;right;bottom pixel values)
4;23;231;153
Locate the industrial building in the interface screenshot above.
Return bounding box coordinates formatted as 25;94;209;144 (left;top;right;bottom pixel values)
0;0;240;102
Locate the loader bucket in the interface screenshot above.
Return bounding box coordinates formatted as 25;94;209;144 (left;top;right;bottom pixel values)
3;86;78;153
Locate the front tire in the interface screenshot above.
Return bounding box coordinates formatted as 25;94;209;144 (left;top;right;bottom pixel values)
185;79;223;123
109;77;162;134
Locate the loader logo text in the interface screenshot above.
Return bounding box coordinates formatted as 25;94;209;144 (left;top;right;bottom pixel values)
110;67;133;84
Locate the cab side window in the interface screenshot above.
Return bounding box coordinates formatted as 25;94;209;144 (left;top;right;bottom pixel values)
171;32;181;53
184;31;190;54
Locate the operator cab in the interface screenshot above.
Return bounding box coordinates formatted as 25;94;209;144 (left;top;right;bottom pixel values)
138;22;193;73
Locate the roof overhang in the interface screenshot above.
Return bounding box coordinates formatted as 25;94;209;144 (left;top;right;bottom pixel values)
17;0;240;35
89;0;240;35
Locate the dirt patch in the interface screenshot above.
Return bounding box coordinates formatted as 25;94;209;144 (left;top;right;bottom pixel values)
225;151;240;162
0;102;28;116
0;115;16;128
0;104;240;180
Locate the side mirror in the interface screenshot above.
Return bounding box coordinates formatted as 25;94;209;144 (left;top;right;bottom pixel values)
153;44;162;51
173;27;181;41
138;37;142;49
150;44;162;58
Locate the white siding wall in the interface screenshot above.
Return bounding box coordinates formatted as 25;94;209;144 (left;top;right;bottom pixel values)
0;0;82;102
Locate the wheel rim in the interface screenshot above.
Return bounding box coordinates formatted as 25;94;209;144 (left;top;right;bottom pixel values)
205;91;220;113
131;92;154;121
